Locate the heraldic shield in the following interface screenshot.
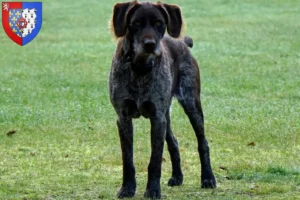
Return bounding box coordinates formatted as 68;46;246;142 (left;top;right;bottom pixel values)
2;2;42;46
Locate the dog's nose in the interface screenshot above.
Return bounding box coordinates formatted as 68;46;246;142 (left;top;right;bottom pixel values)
144;39;156;53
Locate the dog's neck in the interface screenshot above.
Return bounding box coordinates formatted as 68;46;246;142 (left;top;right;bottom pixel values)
122;37;158;76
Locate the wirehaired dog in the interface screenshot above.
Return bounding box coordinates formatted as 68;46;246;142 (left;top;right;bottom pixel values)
109;1;216;198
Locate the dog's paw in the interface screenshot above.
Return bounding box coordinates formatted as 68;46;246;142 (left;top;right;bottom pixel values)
144;179;161;199
201;175;217;189
144;188;161;199
167;176;183;186
117;185;136;198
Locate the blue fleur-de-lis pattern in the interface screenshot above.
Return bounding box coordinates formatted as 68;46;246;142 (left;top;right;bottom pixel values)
9;9;23;37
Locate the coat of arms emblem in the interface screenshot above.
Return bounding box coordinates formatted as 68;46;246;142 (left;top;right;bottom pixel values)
2;2;42;46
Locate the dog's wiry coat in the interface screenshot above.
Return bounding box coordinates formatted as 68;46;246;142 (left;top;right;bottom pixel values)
109;1;216;198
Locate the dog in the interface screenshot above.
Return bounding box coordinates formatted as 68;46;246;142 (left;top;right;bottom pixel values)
109;1;216;198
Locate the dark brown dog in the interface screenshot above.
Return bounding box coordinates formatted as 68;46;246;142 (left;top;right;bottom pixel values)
109;1;216;198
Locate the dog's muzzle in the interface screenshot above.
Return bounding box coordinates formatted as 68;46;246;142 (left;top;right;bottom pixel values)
143;38;156;53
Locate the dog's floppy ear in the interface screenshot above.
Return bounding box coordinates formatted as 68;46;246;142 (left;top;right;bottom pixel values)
111;1;138;38
158;3;183;38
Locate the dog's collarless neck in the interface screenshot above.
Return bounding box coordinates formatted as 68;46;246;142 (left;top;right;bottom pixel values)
130;57;157;75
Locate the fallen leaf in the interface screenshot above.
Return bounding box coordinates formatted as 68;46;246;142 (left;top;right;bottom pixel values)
30;152;36;156
7;130;17;136
219;165;227;170
162;157;166;162
248;142;256;146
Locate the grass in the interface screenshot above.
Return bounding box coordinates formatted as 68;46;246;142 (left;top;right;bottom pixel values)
1;0;300;199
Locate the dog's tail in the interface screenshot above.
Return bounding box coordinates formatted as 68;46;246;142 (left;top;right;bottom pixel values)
184;36;193;48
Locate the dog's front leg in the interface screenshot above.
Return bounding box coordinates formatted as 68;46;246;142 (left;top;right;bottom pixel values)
144;116;166;199
117;116;136;198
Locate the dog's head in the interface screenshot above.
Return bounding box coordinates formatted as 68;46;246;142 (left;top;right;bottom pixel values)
110;1;183;72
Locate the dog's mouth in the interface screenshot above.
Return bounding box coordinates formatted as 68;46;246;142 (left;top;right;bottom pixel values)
144;45;161;56
146;43;161;56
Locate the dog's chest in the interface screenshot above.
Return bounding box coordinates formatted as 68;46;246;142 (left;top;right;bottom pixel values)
109;61;173;117
112;66;171;99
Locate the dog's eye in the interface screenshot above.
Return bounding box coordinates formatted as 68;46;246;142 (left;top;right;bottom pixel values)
154;21;162;27
132;21;141;27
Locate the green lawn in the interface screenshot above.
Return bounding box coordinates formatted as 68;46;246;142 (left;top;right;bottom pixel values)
1;0;300;199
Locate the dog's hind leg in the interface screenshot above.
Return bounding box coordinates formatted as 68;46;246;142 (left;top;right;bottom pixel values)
177;62;217;188
117;117;136;198
165;108;183;186
178;93;216;188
